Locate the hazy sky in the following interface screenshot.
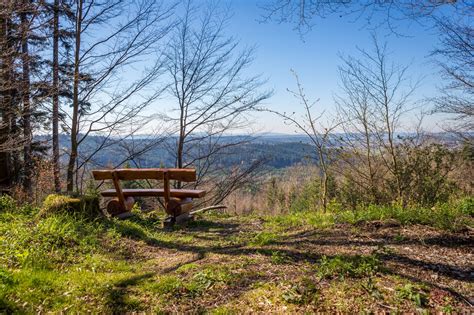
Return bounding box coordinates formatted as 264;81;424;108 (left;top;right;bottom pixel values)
142;1;462;134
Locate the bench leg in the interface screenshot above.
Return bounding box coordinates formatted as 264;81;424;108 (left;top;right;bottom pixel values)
165;198;194;216
163;212;194;229
163;216;175;229
107;197;134;216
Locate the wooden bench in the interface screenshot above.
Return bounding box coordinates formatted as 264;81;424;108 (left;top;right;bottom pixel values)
92;168;206;225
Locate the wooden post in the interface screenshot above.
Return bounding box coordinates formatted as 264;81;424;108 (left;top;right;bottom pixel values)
109;171;128;213
163;169;171;211
107;197;134;216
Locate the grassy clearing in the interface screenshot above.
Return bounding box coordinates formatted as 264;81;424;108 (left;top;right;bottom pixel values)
0;195;472;313
264;197;474;232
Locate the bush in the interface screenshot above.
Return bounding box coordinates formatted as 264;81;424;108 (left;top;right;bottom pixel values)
458;197;474;216
0;195;16;213
289;180;320;212
398;143;457;206
39;194;101;218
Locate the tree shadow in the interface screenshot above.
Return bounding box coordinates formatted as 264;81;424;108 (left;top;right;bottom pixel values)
108;217;473;281
103;216;473;308
272;228;474;249
379;252;473;281
185;219;241;234
105;273;154;314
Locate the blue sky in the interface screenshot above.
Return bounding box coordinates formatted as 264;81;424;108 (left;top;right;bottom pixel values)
210;1;447;133
132;1;462;135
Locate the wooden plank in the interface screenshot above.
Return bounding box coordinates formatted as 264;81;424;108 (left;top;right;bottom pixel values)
100;188;206;198
92;168;196;182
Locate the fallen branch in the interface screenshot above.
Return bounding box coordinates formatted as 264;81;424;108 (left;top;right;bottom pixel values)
190;205;227;215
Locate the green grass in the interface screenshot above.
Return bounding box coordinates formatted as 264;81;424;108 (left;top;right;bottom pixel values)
262;197;473;232
396;283;429;308
316;254;382;280
0;194;472;313
336;197;474;231
281;277;319;305
249;231;280;246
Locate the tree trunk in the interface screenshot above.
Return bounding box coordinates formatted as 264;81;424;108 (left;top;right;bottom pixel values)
363;122;378;203
67;0;82;193
383;102;403;205
21;1;32;193
318;148;328;212
52;0;60;192
0;5;11;186
175;102;185;188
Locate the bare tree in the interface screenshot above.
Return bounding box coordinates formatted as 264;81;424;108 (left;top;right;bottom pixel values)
432;17;473;134
265;70;339;211
335;55;380;203
65;0;174;193
336;36;419;205
259;0;470;35
162;1;271;204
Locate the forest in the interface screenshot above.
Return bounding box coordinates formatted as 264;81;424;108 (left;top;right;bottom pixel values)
0;0;472;313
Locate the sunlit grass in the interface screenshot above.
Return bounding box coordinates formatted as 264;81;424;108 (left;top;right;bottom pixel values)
0;194;472;312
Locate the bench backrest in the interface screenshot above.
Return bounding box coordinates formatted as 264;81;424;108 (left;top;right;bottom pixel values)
92;168;196;182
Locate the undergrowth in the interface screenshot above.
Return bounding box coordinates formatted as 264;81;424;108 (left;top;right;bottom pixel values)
265;197;473;232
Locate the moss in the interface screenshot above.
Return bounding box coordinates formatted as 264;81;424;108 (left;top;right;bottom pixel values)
39;194;101;218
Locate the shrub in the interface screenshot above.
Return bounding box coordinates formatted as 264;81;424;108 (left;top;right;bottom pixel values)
398;143;457;206
266;177;287;212
0;195;16;213
289;179;320;212
458;197;474;216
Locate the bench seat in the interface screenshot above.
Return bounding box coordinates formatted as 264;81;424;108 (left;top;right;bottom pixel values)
101;188;206;199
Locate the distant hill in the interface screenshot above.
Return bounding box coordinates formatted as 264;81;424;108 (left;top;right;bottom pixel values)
34;134;317;170
35;132;468;170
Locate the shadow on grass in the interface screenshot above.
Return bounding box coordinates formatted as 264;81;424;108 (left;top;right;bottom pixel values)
101;215;473;308
273;228;474;249
105;273;155;314
186;219;241;234
105;215;474;281
0;297;20;314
